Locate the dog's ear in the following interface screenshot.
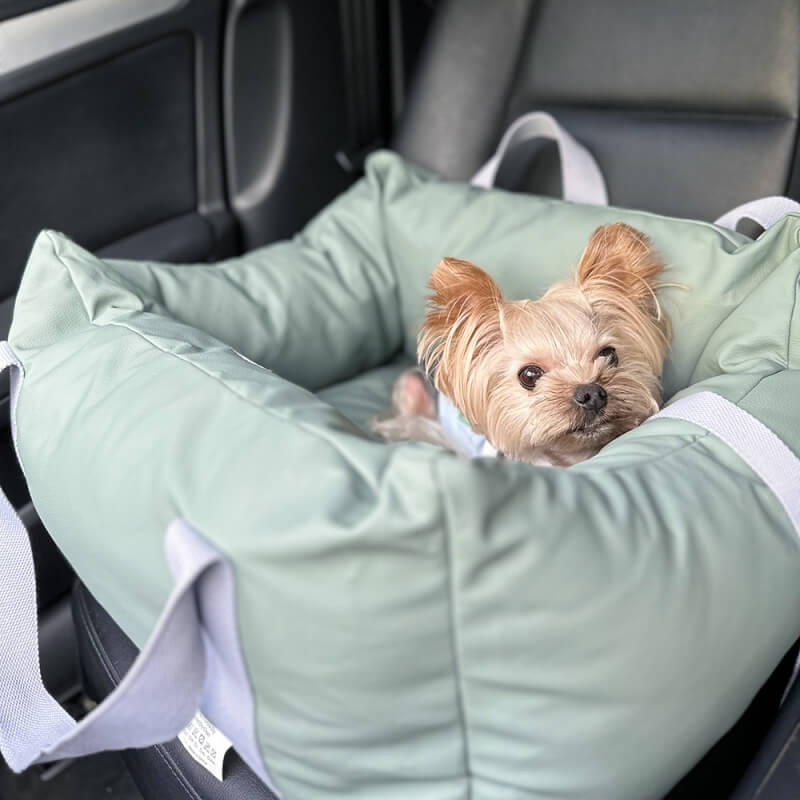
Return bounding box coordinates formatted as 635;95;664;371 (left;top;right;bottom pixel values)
417;258;504;400
577;223;670;373
576;223;664;316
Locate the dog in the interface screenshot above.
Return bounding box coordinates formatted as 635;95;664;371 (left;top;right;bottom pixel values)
372;223;670;466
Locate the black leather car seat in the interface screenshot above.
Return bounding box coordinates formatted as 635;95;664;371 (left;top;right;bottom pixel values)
72;1;800;798
395;0;800;222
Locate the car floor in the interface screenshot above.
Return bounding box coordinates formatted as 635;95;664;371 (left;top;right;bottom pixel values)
0;753;143;799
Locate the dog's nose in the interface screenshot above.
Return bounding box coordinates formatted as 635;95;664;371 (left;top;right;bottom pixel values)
573;383;607;412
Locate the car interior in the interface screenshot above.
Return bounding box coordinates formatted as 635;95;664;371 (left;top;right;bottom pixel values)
1;0;800;798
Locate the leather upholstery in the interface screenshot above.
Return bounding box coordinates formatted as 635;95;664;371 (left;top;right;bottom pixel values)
394;0;800;220
392;0;534;181
72;583;277;800
73;576;798;799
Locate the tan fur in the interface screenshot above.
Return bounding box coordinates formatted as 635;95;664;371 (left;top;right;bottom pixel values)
375;223;671;466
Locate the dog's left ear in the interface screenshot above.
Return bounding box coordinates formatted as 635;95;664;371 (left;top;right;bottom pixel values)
576;223;664;316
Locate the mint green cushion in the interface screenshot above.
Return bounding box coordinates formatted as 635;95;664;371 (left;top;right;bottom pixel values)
9;151;800;799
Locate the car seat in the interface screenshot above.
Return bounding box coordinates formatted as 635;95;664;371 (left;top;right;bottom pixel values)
70;1;800;797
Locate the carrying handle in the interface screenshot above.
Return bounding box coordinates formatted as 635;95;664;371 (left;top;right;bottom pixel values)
471;113;800;237
714;196;800;235
470;111;608;205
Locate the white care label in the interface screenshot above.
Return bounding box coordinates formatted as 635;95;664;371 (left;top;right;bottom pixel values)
177;710;233;781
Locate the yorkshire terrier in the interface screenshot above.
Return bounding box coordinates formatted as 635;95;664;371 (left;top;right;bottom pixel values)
372;223;670;466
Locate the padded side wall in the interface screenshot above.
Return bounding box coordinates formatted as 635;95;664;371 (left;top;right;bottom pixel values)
9;156;423;391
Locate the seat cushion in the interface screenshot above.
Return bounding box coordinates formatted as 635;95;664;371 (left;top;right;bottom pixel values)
395;0;800;220
318;357;414;429
72;582;278;800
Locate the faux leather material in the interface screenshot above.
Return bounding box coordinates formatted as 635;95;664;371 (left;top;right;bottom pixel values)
521;111;797;221
67;1;800;796
22;155;800;798
72;584;277;800
394;0;800;221
515;0;800;115
392;0;534;180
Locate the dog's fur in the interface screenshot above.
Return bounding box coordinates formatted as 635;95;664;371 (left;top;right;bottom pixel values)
372;223;670;466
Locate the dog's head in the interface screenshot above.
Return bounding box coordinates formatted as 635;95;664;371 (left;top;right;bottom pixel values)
418;223;670;465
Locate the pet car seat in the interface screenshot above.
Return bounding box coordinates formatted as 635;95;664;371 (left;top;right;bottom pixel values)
2;139;800;798
6;0;800;798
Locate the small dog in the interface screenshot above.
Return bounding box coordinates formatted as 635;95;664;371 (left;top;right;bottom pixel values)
373;223;670;466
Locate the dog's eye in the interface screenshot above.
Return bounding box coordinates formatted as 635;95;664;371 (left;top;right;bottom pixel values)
597;346;619;367
517;364;543;390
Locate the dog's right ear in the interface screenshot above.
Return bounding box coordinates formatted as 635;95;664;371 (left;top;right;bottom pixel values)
576;223;664;317
417;258;504;399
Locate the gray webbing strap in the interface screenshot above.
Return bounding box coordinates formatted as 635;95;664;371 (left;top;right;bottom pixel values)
472;113;800;231
0;342;278;793
650;390;800;699
470;111;608;205
714;196;800;233
651;391;800;535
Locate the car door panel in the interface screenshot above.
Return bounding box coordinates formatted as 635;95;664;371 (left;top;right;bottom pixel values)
0;0;232;708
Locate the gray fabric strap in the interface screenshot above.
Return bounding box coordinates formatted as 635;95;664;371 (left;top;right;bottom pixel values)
470;111;608;205
651;391;800;700
714;196;800;233
650;391;800;536
0;342;278;793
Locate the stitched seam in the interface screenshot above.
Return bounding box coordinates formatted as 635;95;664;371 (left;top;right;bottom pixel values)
103;318;303;418
735;372;779;410
42;231;287;422
106;319;389;485
79;582;278;799
686;244;800;380
76;590;203;800
45;233;394;440
528;104;798;123
788;270;800;368
569;430;711;477
50;237;385;466
433;457;473;799
77;588;122;686
149;744;203;800
594;377;784;479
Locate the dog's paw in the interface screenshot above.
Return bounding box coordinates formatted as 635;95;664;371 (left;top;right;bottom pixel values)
392;369;436;418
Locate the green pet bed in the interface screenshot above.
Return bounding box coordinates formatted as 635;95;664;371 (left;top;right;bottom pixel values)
0;151;799;800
